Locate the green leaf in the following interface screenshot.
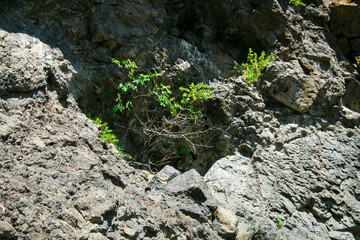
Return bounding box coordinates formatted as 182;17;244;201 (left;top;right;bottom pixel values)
234;49;276;83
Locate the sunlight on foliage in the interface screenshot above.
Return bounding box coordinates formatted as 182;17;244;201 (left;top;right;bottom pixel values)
180;82;213;117
234;48;277;83
84;110;132;159
289;0;306;6
110;58;213;117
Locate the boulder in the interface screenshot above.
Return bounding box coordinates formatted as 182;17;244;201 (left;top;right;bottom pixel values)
205;123;360;239
0;30;74;98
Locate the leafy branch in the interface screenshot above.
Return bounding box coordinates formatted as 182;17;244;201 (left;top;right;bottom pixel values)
234;48;277;83
109;58;216;170
111;58;213;117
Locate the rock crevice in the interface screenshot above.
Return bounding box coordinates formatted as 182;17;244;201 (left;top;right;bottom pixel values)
0;0;360;239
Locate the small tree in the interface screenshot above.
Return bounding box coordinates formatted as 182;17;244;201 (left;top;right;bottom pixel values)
110;58;216;171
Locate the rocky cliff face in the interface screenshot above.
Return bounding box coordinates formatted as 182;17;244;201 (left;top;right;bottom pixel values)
0;0;360;239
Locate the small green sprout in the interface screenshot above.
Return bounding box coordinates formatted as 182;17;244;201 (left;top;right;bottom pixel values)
213;208;222;217
276;214;283;228
289;0;306;6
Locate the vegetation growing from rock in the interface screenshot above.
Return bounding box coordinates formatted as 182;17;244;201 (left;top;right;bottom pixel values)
248;218;266;238
289;0;306;6
110;58;214;170
234;49;277;83
86;112;132;159
111;58;213;117
2;0;360;239
276;214;283;228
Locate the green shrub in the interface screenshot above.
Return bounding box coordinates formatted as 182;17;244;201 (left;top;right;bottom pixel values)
109;58;215;169
180;82;213;117
110;59;165;114
234;48;276;83
110;58;213;117
85;110;132;159
289;0;306;6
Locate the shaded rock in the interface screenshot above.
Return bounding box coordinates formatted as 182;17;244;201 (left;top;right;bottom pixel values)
350;37;360;56
62;17;89;40
343;77;360;113
330;0;360;38
0;220;17;240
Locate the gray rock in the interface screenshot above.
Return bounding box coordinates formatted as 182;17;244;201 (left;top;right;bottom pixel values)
0;30;74;98
0;0;359;239
343;77;360;113
165;169;212;202
147;168;218;223
0;90;222;239
148;165;181;190
260;60;324;113
328;231;355;240
62;17;89;40
205;123;360;239
212;206;238;238
0;220;17;239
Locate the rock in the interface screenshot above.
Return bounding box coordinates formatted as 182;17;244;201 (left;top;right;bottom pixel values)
0;220;17;239
356;56;360;68
213;206;238;238
205;155;260;211
0;89;222;239
165;169;212;202
62;17;89;40
342;77;360;113
328;231;355;240
259;29;350;114
123;226;137;238
0;30;74;98
206;123;360;239
148;165;181;189
88;232;110;240
0;0;360;239
147;168;218;222
260;60;321;113
350;37;360;56
330;0;360;38
235;222;252;240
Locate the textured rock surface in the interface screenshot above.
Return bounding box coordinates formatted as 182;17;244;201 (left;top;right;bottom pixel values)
205;123;360;239
0;30;74;98
0;0;360;239
0;89;224;239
